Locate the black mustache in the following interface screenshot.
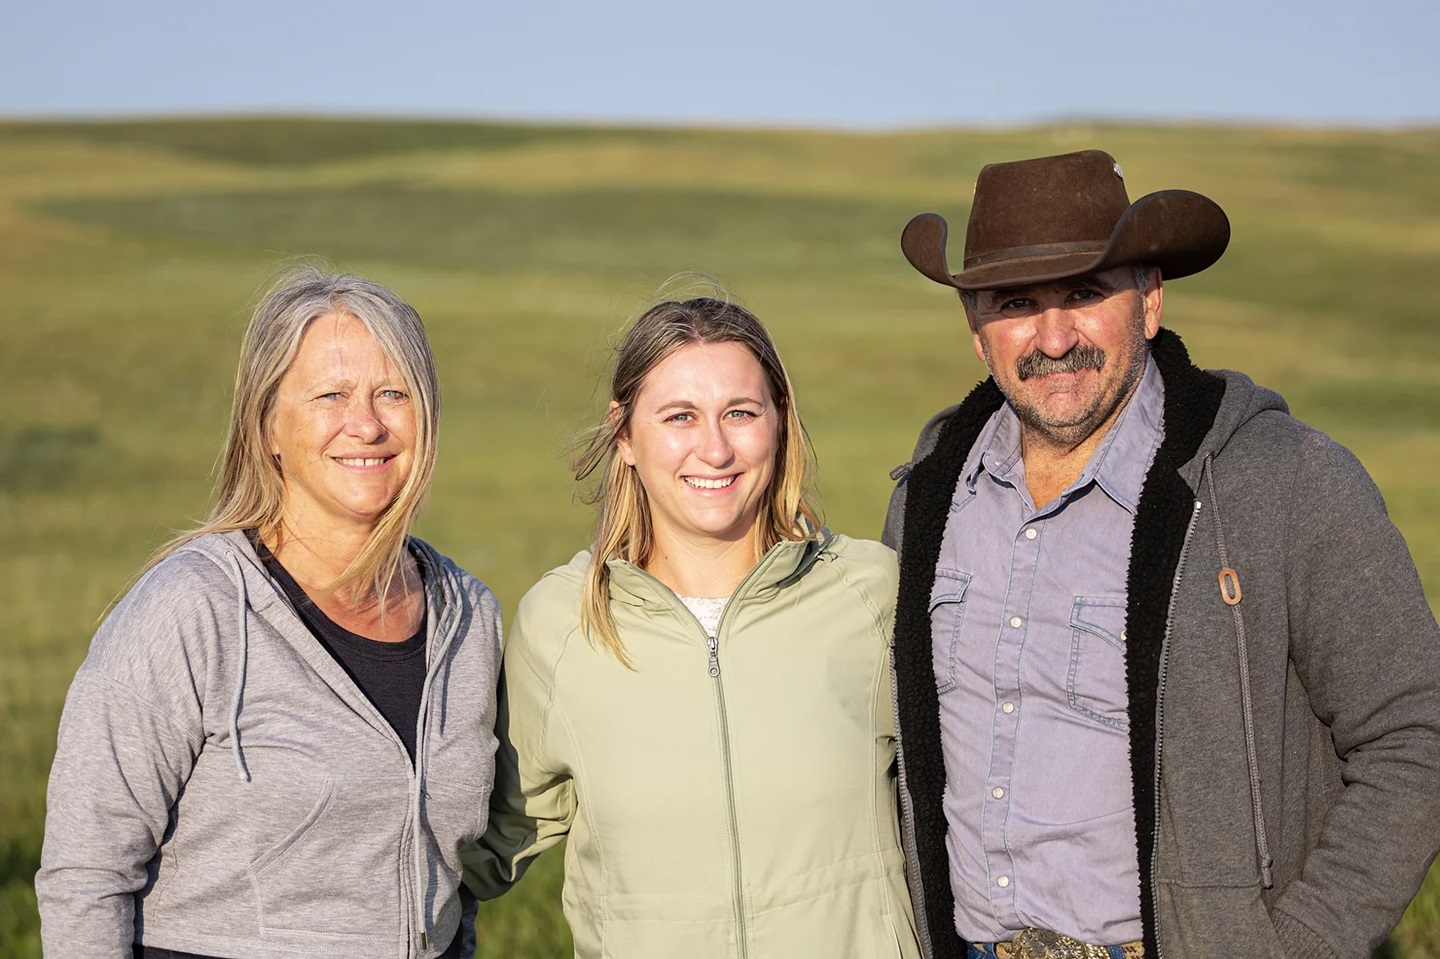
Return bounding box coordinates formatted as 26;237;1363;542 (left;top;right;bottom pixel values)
1016;345;1106;381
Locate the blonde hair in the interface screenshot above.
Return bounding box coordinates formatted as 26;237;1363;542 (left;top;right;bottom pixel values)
572;289;820;664
146;265;441;608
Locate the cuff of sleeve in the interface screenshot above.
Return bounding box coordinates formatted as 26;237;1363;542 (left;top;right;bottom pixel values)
1272;907;1337;959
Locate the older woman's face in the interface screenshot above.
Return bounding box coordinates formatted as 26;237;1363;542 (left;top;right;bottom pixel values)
616;341;780;554
268;311;416;535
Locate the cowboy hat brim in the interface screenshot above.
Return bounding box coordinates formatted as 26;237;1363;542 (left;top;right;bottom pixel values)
901;189;1230;292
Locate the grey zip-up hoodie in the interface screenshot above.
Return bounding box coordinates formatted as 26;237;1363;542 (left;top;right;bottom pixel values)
37;529;502;959
885;330;1440;959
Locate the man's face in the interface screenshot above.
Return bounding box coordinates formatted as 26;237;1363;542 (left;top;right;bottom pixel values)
966;265;1163;450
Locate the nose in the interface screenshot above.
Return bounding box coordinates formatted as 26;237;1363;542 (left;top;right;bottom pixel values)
696;420;735;467
347;398;388;443
1033;305;1081;357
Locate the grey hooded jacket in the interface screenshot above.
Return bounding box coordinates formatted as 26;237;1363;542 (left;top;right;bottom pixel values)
37;530;502;959
883;330;1440;959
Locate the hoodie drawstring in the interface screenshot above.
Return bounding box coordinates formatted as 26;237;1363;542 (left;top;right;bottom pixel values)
225;549;252;782
1201;455;1272;888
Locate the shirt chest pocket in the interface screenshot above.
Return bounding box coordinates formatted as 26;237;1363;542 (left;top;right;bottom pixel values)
929;568;972;694
1068;597;1130;731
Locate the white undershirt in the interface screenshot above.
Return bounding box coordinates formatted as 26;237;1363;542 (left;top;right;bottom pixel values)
678;594;728;638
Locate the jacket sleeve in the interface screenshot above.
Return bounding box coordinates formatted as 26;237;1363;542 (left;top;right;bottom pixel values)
1270;432;1440;958
36;566;211;958
837;538;902;741
461;594;576;900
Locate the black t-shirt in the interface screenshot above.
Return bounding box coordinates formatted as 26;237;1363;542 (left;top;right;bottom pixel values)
247;530;428;763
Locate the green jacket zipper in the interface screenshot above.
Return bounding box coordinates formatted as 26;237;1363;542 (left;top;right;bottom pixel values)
620;554;792;959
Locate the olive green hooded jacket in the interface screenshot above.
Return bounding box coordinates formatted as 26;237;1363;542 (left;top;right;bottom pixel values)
465;533;921;959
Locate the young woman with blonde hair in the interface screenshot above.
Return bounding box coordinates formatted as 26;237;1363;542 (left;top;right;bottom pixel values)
467;289;920;958
38;267;501;959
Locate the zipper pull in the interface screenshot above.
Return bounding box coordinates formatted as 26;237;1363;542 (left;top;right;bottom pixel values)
706;635;720;677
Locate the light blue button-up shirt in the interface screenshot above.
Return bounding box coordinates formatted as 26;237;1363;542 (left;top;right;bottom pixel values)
934;356;1164;945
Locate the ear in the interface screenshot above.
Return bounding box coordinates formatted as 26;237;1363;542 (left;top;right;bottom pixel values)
611;400;636;467
1142;268;1164;340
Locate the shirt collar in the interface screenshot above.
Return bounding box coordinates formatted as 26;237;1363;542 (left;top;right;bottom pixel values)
964;354;1165;515
1083;355;1164;515
961;404;1012;492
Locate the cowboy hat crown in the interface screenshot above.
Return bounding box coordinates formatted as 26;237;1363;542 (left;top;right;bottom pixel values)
901;149;1230;291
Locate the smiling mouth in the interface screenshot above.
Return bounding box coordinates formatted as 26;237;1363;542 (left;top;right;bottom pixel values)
334;456;393;467
684;475;737;490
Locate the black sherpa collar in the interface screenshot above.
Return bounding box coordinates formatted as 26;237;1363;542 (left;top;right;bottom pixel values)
891;329;1225;958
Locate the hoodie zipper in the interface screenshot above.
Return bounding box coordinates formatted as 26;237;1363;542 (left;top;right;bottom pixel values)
403;550;461;956
1150;497;1203;959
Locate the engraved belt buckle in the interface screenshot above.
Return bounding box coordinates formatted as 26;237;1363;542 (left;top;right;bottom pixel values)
1009;928;1113;959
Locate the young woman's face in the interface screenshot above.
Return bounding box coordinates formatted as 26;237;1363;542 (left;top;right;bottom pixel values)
617;341;781;555
268;311;416;536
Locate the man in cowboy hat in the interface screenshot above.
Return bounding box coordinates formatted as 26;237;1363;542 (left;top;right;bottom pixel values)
883;149;1440;959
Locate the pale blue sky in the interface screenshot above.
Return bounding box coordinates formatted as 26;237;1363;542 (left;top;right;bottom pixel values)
4;0;1436;126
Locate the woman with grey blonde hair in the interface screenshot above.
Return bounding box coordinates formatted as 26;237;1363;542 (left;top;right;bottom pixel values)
38;267;501;959
465;287;921;958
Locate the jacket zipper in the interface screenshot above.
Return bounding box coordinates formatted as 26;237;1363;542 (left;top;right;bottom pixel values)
1151;498;1203;959
623;557;784;959
890;651;935;959
708;635;748;959
706;563;772;959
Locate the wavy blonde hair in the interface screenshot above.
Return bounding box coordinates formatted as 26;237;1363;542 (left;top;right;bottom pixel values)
572;289;820;665
146;265;441;608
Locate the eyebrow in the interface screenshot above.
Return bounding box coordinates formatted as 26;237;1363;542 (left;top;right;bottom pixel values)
981;272;1121;305
1066;272;1122;292
653;397;767;413
298;377;356;392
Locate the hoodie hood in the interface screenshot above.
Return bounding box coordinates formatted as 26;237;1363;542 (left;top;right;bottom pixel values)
1177;367;1289;492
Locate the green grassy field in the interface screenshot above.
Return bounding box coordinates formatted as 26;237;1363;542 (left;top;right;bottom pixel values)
1;117;1437;957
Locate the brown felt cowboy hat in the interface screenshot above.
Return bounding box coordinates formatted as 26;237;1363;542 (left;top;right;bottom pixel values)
901;149;1230;291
